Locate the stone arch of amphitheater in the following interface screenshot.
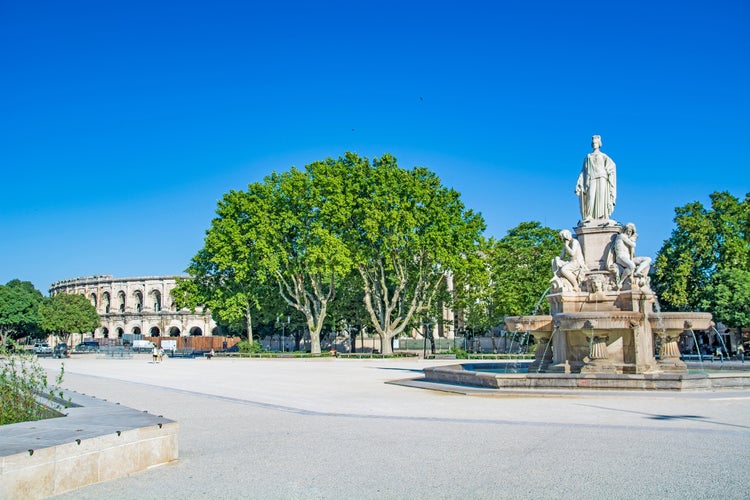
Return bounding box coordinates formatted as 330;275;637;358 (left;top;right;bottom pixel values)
49;275;217;339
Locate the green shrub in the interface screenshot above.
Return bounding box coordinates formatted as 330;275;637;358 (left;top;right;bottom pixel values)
448;347;469;359
1;341;66;426
237;340;263;353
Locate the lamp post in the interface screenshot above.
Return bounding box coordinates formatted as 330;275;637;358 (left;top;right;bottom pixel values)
280;316;289;352
422;319;433;358
345;322;351;353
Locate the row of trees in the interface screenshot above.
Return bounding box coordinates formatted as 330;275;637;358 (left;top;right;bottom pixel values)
174;153;487;354
176;151;748;353
3;154;744;353
173;153;568;354
0;280;100;345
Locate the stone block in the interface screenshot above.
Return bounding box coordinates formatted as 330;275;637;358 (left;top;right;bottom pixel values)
574;224;620;272
0;390;179;499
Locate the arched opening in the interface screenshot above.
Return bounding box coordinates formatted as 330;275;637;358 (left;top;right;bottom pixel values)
190;327;203;336
149;326;160;336
211;327;219;336
132;326;141;335
151;290;162;312
117;291;126;313
133;291;143;313
116;328;124;338
89;293;97;308
168;326;181;337
102;327;109;338
103;292;111;314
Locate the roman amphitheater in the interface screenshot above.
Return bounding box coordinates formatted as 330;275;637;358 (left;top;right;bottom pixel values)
49;275;217;339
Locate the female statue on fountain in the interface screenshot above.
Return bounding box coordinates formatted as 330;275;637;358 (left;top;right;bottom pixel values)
576;135;616;224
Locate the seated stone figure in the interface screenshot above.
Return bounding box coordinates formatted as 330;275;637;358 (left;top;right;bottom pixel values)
551;230;588;291
611;223;651;288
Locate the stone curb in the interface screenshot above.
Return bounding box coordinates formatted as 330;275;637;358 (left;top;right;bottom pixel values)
0;389;178;499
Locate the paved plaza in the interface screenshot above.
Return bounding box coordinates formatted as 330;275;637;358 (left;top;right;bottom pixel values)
37;355;750;499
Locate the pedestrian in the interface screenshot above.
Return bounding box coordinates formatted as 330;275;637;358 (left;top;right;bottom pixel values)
158;347;165;362
152;345;159;363
738;344;745;363
207;348;214;360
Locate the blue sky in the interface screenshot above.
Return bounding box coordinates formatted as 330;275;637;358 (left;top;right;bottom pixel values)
2;0;748;294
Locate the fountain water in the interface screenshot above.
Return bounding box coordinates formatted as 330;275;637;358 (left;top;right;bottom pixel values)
687;328;705;372
532;286;551;315
711;326;730;361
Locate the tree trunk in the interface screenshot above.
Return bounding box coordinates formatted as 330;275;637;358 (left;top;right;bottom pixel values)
309;331;321;354
379;331;394;355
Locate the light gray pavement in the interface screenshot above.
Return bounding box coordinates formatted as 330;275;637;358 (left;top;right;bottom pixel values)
37;355;750;499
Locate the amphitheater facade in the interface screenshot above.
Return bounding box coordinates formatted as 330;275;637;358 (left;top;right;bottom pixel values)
49;275;217;339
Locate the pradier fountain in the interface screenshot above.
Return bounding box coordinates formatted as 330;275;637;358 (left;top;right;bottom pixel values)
423;136;749;390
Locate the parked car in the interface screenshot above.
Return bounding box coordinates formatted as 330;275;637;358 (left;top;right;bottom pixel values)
53;343;70;358
33;342;52;355
75;341;100;352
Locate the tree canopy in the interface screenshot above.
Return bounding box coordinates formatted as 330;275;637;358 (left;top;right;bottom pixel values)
172;208;267;340
451;237;496;334
181;152;485;354
698;268;750;329
0;280;44;342
346;154;485;353
180;156;357;354
489;222;560;316
38;293;100;342
653;191;749;319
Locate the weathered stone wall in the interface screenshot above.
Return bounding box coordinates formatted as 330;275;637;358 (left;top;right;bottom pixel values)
49;275;216;338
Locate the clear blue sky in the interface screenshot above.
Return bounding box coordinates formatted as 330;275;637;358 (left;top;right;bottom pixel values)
2;0;748;294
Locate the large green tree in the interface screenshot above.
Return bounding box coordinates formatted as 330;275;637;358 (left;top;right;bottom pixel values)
265;161;355;354
183;158;355;354
451;237;497;334
38;293;100;343
347;154;485;354
171;188;269;341
0;280;44;343
653;191;749;313
489;222;560;316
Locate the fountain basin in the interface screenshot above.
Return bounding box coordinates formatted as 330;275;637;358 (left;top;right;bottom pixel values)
504;315;553;332
648;312;712;334
554;311;643;331
423;363;750;391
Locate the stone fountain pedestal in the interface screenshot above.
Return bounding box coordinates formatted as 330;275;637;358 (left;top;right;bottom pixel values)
506;221;712;376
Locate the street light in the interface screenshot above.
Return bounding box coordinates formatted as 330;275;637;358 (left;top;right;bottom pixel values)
277;315;290;352
422;319;433;358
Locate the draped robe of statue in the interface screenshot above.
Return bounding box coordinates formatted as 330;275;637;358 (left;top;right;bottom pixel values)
576;150;616;222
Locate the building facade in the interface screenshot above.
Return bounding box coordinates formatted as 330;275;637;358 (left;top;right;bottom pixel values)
49;275;216;339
